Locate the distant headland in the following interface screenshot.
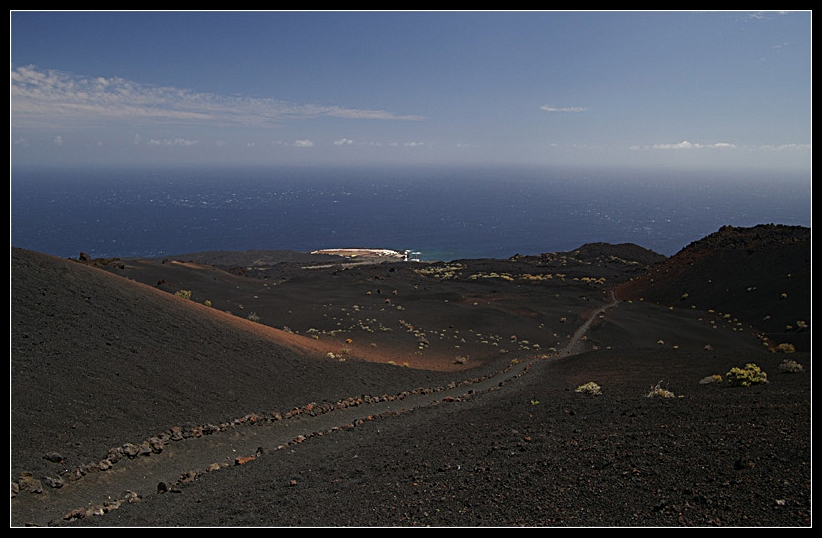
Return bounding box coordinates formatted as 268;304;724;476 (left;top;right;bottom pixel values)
310;248;416;261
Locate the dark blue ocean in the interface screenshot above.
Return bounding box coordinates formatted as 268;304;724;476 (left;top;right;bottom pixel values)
11;165;811;262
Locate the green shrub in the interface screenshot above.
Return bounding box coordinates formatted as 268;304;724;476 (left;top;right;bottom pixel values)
175;289;192;300
726;363;768;387
575;382;602;395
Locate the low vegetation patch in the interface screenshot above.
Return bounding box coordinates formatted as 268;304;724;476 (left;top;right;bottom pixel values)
778;359;804;373
774;342;796;353
575;381;602;395
414;263;464;279
699;374;723;384
646;381;677;398
726;363;768;387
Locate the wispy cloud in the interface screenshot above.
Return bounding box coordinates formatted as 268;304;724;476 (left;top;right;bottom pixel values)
631;140;738;150
540;105;587;113
146;138;199;147
760;143;811;151
11;65;425;130
631;140;810;152
746;10;790;20
332;137;427;148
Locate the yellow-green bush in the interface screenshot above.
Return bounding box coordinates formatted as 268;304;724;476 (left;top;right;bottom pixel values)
726;363;768;387
575;381;602;395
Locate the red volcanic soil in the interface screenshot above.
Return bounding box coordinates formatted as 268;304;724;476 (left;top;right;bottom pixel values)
11;227;811;527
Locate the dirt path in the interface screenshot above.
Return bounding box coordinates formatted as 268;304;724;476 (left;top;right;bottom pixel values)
11;362;533;527
12;294;620;527
559;290;618;357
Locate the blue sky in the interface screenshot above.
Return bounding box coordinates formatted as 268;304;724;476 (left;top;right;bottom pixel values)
10;10;812;173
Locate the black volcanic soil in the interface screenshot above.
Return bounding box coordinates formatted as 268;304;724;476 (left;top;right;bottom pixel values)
11;226;811;527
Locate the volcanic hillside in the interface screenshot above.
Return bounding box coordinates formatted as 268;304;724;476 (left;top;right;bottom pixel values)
11;224;812;527
615;224;811;353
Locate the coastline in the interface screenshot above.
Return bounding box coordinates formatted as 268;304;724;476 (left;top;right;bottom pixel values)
310;248;414;261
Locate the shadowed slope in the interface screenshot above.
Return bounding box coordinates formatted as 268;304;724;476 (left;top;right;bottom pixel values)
11;248;462;484
615;224;811;352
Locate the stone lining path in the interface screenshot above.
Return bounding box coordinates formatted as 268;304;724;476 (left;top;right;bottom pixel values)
12;293;621;527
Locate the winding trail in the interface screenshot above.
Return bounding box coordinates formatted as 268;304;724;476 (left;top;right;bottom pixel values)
12;292;621;527
559;290;619;357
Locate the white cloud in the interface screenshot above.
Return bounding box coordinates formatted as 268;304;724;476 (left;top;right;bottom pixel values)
760;143;811;151
630;141;809;156
11;65;425;130
654;140;697;150
540;105;587;113
747;10;790;20
641;140;738;150
321;106;424;121
147;138;199;147
331;137;428;149
294;139;314;147
53;135;63;146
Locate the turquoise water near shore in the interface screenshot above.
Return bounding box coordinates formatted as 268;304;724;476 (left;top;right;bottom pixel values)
11;165;811;261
